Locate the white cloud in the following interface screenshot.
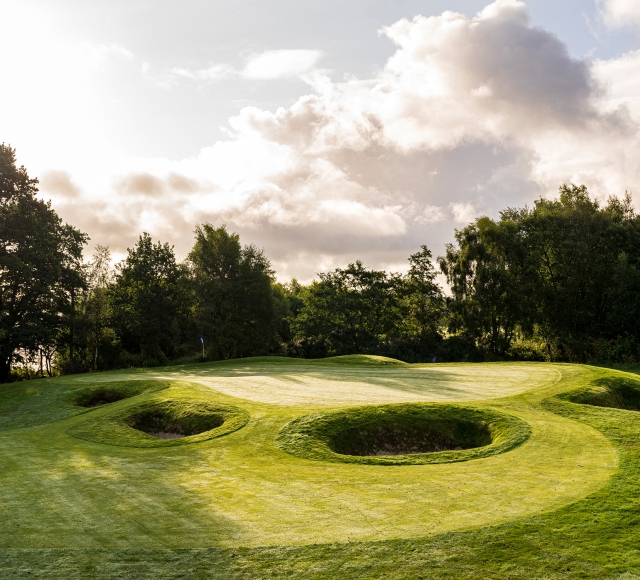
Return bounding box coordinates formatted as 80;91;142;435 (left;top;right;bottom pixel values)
414;205;446;224
242;49;323;80
81;43;134;68
593;49;640;117
599;0;640;29
163;49;323;86
170;64;235;81
450;202;478;224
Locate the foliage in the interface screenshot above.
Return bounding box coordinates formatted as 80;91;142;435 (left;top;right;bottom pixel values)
188;224;282;359
439;185;640;362
109;233;184;365
5;142;640;376
290;259;443;359
56;245;119;374
0;144;87;382
291;261;392;356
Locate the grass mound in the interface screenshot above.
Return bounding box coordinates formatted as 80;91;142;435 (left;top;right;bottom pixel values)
311;354;408;366
72;381;157;408
559;375;640;410
67;398;250;448
277;403;531;465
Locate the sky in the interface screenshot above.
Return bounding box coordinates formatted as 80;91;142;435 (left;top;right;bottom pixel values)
2;0;640;282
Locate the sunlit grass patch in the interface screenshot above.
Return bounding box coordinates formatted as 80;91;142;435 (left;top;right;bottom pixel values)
311;354;409;366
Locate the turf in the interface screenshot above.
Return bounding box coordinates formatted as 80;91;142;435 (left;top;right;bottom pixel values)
0;357;638;578
276;403;531;465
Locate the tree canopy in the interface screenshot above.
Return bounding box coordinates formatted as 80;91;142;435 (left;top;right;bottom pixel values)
0;144;87;381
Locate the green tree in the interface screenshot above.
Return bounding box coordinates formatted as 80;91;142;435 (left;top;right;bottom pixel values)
56;245;116;374
84;245;114;370
439;213;533;357
109;233;182;364
524;185;635;359
403;245;444;339
439;185;639;361
0;144;87;382
188;224;281;359
291;261;402;356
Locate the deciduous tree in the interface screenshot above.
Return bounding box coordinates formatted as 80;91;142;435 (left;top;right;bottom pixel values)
0;144;87;382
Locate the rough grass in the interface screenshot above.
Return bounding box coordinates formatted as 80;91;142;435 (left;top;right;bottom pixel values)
0;358;636;578
276;403;530;465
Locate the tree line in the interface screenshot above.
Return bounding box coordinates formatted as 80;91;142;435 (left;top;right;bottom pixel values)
2;144;640;381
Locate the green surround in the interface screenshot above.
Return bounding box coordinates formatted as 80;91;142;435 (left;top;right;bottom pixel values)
1;357;639;578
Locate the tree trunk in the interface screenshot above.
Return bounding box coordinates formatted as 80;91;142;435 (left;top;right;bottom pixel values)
0;358;10;383
69;290;75;362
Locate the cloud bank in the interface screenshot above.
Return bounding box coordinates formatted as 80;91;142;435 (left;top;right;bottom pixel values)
38;0;640;281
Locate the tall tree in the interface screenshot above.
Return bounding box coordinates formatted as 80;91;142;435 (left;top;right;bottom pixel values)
439;213;533;357
524;185;635;359
0;144;87;382
85;245;113;370
188;224;280;359
109;233;182;364
291;261;402;356
403;245;444;339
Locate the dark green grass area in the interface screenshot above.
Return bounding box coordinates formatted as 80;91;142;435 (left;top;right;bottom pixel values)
2;398;640;579
558;375;640;410
67;398;250;448
276;403;530;465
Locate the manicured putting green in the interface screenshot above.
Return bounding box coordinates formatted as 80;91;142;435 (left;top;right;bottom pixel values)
0;358;618;551
79;356;562;406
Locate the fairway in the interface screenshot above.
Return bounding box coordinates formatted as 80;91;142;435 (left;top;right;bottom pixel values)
0;357;637;577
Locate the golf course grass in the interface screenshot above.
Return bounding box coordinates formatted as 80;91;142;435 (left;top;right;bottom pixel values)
1;356;639;577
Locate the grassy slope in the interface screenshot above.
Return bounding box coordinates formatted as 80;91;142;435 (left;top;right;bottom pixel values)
0;358;636;578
